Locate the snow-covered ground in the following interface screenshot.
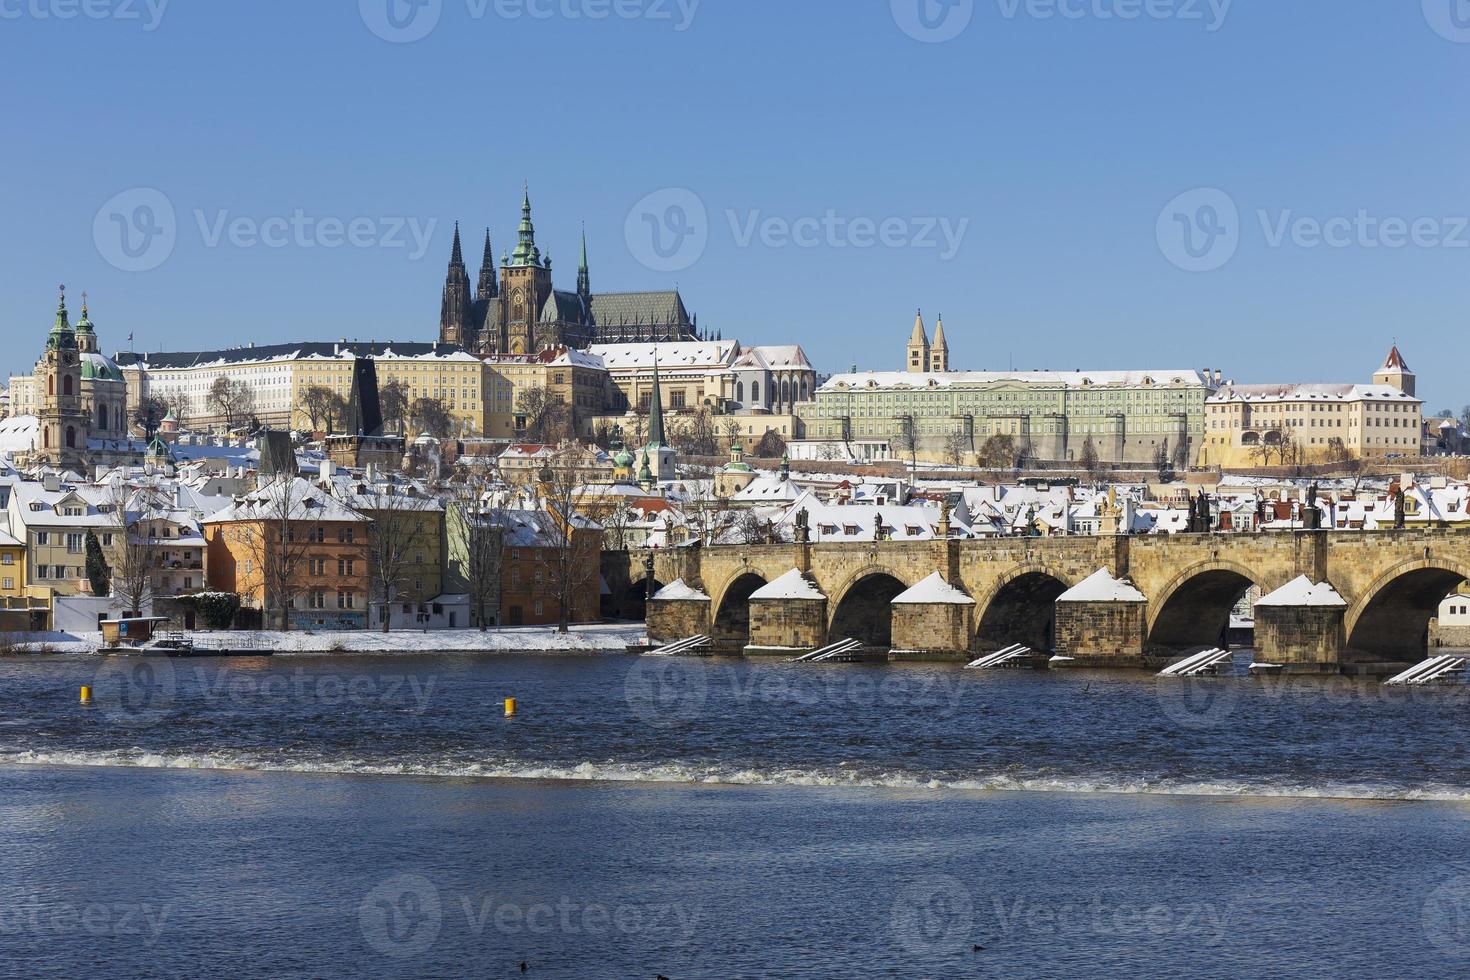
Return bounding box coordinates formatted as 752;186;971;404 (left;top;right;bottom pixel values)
0;624;648;656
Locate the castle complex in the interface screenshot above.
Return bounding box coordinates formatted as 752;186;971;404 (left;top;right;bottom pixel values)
439;188;703;355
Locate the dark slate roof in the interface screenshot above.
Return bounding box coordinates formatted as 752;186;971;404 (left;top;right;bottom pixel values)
113;341;469;369
588;290;690;327
540;290;591;325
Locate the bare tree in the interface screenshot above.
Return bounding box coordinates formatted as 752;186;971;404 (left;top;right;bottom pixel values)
207;376;255;433
410;396;455;441
943;428;969;468
1079;437;1103;482
108;483;156;618
1153;440;1175;483
447;464;503;632
755;429;787;459
734;510;779;545
537;446;602;634
515;385;570;443
979;433;1016;469
242;477;317;631
680;463;738;546
301;385;347;434
720;415;742;453
1171;435;1191;473
359;490;435;633
379;380;410;436
684;407;719;456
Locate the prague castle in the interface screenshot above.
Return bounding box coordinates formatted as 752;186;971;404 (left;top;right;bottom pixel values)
438;187;705;355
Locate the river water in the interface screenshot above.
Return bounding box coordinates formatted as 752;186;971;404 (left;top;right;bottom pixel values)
3;651;1470;977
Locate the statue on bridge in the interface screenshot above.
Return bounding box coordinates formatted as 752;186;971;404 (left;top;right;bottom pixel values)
795;508;810;544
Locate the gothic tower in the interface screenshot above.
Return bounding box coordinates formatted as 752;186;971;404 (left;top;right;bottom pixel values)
37;286;88;469
929;314;950;372
577;226;591;300
906;310;931;373
476;229;498;303
438;222;474;348
500;186;553;355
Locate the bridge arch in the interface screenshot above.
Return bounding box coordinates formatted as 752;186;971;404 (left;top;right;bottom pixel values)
1146;560;1262;653
827;565;911;649
1345;557;1470;662
710;572;769;647
624;576;664;621
973;563;1073;652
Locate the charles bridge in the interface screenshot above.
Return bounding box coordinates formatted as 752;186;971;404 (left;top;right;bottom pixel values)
606;529;1470;672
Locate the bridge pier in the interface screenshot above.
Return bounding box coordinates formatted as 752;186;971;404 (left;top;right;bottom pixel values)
746;570;828;656
1052;570;1148;667
889;573;975;662
1253;577;1346;673
646;581;711;645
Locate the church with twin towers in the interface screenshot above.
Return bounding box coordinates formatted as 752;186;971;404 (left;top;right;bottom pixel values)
438;188;707;355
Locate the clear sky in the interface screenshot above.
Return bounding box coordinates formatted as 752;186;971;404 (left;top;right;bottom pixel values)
3;1;1468;410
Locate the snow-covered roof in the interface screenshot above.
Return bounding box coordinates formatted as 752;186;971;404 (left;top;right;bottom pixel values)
820;369;1209;392
892;572;974;605
1208;383;1420;405
652;579;710;602
1057;568;1146;603
1255;576;1347;607
750;568;826;600
588;341;738;371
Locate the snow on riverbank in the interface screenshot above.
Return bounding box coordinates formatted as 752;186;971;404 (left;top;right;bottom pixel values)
2;624;648;656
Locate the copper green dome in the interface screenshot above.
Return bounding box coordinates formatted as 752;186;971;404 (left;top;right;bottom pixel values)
46;288;76;351
80;351;124;383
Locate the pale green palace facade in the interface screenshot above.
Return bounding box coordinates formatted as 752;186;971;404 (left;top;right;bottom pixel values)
795;369;1216;466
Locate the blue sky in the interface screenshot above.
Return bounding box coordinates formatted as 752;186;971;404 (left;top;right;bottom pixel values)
3;1;1469;410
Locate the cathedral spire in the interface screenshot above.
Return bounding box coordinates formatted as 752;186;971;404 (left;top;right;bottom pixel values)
577;224;591;298
477;228;498;300
47;284;76;351
439;224;474;347
512;183;541;267
647;347;666;450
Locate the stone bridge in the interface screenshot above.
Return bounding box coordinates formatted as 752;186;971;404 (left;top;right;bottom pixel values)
623;530;1470;671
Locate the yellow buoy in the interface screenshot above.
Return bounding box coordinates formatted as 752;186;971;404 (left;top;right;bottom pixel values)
504;697;517;717
80;686;92;704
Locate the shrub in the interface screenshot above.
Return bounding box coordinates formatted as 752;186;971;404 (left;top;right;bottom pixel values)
193;592;242;630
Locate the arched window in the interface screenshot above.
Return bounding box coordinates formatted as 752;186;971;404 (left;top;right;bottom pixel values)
736;382;744;403
48;376;55;396
782;380;791;404
800;379;809;401
63;376;73;397
43;429;51;449
751;382;759;404
98;404;108;431
65;426;76;449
